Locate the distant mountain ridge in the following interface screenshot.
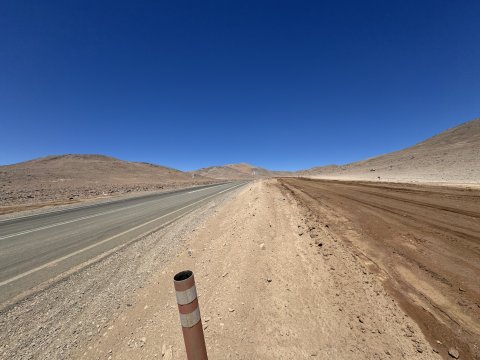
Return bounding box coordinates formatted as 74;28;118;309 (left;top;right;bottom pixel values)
302;118;480;183
1;117;478;208
192;163;275;180
0;154;215;210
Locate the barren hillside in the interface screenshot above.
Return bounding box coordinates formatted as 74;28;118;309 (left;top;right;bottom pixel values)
303;118;480;183
0;154;215;212
193;162;284;180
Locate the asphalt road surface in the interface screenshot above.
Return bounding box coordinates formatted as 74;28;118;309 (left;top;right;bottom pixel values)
0;181;246;304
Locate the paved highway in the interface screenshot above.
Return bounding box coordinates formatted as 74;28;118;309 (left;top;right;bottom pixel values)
0;181;246;304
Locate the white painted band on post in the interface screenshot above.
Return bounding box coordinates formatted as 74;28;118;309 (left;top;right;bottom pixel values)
179;307;201;328
176;285;198;305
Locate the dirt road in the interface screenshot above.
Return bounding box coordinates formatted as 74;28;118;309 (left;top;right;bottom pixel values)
80;180;440;359
280;178;480;359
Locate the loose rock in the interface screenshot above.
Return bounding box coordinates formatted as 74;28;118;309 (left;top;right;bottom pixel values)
448;348;459;359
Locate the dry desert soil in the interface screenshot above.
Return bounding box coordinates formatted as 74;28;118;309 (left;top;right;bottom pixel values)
1;119;479;359
2;178;478;359
280;178;480;359
75;179;451;360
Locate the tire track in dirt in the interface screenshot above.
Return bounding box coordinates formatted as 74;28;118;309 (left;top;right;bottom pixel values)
280;178;480;360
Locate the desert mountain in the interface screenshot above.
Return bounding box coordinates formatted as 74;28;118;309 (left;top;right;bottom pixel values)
193;163;282;180
0;154;215;210
303;118;480;183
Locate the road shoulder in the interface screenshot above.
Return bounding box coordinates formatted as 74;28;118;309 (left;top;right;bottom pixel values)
0;186;237;360
83;179;439;359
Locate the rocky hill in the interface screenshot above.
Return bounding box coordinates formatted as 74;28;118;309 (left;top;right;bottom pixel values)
0;154;215;212
193;163;286;180
302;118;480;183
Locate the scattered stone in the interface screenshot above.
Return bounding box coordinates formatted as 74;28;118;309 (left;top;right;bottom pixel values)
222;272;228;278
163;346;173;360
266;277;272;283
187;249;193;256
228;308;235;312
259;243;266;250
448;348;459;358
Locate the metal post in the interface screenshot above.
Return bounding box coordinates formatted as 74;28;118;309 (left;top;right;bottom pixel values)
173;270;208;360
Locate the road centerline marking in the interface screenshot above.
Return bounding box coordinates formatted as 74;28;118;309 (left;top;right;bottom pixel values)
0;184;230;240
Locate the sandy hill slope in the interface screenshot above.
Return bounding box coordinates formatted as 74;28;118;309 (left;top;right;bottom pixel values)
193;163;281;180
303;118;480;183
0;154;215;211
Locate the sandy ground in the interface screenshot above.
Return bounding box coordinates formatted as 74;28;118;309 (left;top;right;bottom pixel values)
77;180;440;360
304;174;480;186
281;178;480;360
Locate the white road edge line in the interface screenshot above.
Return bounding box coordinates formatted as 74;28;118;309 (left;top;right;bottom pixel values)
0;182;244;288
0;183;231;240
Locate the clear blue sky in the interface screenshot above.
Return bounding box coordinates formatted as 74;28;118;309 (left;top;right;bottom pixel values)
1;1;479;171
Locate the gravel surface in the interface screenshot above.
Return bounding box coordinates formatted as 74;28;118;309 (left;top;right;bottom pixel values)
0;188;239;360
79;180;440;360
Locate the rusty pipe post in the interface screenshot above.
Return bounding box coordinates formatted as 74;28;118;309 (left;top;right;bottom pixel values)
173;270;208;360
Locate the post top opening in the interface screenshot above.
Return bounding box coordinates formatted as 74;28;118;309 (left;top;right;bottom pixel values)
174;270;193;282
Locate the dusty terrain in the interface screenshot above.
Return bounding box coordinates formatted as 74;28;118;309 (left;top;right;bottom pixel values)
0;154;216;214
1;176;476;359
302;118;480;183
62;180;440;360
281;178;480;359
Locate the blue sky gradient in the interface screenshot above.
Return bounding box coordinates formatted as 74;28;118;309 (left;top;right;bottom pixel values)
1;1;479;170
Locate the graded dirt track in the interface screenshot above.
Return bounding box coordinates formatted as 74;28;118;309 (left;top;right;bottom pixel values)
280;178;480;359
